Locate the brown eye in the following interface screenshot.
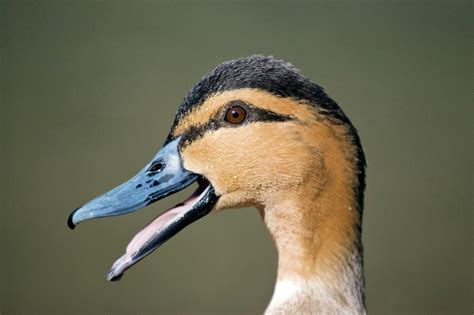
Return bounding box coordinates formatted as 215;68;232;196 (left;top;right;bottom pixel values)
225;106;247;124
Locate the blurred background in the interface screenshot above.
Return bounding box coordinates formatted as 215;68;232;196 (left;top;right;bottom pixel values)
1;1;472;314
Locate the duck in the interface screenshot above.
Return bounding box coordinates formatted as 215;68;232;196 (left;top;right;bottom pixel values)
68;55;367;314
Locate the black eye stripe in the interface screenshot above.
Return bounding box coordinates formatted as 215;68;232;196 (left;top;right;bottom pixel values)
223;100;292;121
251;106;294;123
178;101;295;147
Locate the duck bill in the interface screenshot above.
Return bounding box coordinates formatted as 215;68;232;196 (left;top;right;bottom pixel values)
67;137;218;281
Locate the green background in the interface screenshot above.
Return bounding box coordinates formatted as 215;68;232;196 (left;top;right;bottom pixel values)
1;1;472;314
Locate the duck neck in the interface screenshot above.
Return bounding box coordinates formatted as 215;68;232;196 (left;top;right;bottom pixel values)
261;193;365;314
260;136;366;314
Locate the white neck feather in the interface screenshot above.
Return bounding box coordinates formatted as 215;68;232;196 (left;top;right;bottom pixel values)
265;271;365;315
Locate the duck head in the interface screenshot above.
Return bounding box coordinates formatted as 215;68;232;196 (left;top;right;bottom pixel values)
68;56;366;292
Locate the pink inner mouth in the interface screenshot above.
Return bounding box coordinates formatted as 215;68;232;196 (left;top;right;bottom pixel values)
107;183;211;280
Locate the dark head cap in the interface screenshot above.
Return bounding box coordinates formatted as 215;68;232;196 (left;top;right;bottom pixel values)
170;55;349;131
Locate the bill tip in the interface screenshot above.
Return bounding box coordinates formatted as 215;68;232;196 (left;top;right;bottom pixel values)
107;271;123;282
67;207;80;230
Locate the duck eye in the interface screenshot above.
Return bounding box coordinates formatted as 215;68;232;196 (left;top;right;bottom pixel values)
225;106;247;124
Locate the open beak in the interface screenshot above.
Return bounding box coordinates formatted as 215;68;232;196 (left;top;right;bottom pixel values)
68;137;218;281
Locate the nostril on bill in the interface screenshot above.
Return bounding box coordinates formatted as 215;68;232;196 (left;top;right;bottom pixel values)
147;161;165;175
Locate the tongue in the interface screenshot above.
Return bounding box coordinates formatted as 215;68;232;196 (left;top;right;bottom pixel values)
106;185;210;281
